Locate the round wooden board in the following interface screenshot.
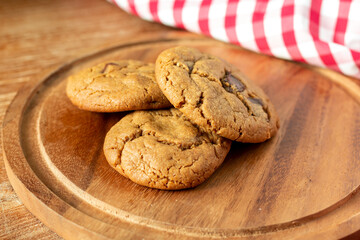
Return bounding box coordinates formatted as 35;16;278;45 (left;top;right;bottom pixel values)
3;37;360;239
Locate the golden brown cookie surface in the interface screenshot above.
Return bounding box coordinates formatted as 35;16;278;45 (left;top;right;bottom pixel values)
155;46;279;143
103;109;231;190
66;60;171;112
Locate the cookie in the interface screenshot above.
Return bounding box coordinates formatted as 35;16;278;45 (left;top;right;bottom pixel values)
103;108;231;190
155;46;279;143
66;60;171;112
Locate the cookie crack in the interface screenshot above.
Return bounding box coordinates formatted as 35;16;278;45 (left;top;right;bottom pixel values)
178;89;185;108
149;109;176;118
196;92;204;108
113;129;143;172
172;57;219;81
137;153;200;189
220;71;272;122
128;152;174;187
142;129;204;150
172;59;192;73
196;92;208;122
136;72;154;81
100;62;120;73
179;157;199;171
190;57;221;82
191;70;218;82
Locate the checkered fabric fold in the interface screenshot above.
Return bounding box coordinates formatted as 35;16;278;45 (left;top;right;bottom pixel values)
111;0;360;79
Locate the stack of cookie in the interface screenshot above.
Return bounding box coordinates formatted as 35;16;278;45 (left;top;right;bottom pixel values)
66;46;279;190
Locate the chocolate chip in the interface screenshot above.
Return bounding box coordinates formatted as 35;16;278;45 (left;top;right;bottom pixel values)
226;73;246;92
248;97;264;106
100;62;120;73
221;72;246;94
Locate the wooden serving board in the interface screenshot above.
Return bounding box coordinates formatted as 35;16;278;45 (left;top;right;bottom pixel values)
3;37;360;239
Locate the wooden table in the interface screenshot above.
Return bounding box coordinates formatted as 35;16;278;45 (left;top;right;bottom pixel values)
1;1;360;239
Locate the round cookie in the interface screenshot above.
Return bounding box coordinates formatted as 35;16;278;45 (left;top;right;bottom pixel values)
103;108;231;190
155;46;279;143
66;60;171;112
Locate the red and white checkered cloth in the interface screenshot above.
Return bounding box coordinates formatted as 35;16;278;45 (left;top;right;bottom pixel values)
111;0;360;79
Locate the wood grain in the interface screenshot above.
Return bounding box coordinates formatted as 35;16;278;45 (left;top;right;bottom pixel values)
1;0;360;239
3;37;360;239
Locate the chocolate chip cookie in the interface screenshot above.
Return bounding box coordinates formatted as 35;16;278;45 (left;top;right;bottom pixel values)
103;108;231;190
155;46;279;143
66;60;171;112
